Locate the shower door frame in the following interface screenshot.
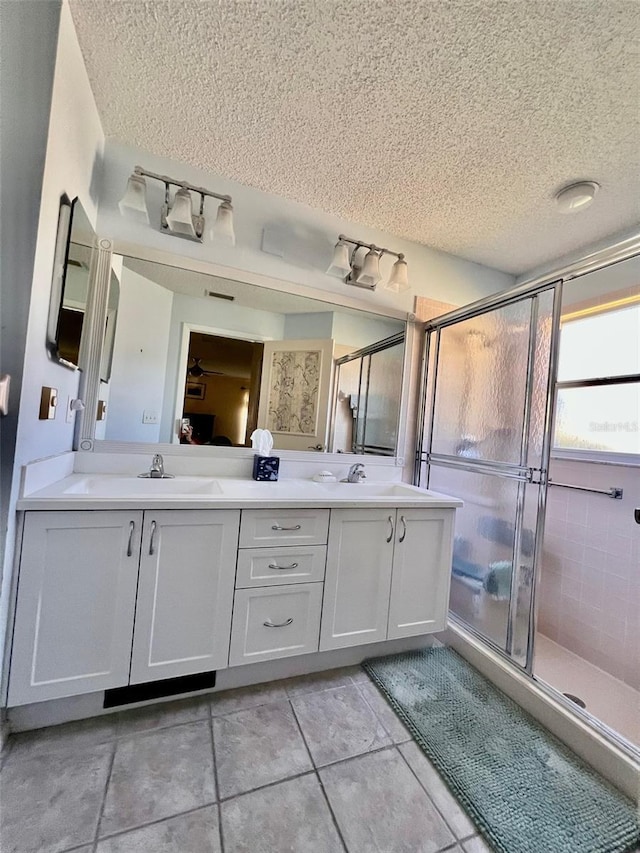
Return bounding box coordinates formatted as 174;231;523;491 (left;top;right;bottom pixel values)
415;281;563;674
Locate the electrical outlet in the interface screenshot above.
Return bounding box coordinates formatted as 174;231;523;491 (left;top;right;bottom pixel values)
142;410;159;424
39;387;58;420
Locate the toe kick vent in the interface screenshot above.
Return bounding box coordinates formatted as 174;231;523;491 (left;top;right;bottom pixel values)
104;671;216;708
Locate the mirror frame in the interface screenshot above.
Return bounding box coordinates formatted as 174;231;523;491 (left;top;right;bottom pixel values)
46;193;79;369
76;238;417;465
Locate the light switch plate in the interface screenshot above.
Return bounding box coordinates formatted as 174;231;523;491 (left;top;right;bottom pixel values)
0;374;10;416
142;410;159;424
96;400;107;421
39;386;58;420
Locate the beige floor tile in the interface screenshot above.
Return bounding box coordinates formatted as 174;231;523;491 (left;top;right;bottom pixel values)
97;805;221;852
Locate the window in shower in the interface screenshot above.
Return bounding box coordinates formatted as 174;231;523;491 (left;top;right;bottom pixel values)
554;301;640;457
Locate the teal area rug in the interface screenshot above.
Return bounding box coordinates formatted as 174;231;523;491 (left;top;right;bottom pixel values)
364;647;639;853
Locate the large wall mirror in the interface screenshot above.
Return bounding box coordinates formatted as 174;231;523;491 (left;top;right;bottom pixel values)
91;251;407;456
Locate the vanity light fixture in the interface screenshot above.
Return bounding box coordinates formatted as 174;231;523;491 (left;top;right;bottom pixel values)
326;235;409;292
118;166;235;245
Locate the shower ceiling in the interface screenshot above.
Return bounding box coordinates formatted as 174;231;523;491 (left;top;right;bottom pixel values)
69;0;640;275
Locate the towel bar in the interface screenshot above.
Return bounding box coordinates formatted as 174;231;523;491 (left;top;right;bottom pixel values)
548;481;623;499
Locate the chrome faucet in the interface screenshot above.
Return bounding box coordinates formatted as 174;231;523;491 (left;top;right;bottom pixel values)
342;463;366;483
138;453;174;479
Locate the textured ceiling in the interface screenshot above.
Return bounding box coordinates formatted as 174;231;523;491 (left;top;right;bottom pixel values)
70;1;640;275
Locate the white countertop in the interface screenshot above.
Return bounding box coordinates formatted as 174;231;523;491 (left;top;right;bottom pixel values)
18;474;463;511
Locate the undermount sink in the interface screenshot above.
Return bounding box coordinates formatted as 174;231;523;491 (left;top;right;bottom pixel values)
313;482;424;498
63;476;222;496
216;479;429;500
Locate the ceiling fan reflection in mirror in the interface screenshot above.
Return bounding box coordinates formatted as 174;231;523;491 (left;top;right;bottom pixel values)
186;357;223;378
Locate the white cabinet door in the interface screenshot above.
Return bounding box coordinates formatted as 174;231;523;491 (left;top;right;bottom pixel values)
320;508;394;651
130;510;239;684
8;510;142;706
229;583;323;666
387;508;454;639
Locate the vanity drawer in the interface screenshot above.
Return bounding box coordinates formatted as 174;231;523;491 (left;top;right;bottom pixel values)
236;546;327;588
229;583;323;666
239;509;329;548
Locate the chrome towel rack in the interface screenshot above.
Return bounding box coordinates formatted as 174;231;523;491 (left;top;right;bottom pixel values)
548;481;623;499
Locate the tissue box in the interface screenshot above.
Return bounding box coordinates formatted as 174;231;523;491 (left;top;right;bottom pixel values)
252;455;280;481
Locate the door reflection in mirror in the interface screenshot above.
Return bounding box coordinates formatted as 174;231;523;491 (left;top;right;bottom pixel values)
99;253;405;454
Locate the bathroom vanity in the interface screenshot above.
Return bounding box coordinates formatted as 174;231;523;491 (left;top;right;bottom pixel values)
8;470;460;707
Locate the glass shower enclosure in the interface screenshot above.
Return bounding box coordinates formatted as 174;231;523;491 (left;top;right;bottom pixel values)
416;285;561;669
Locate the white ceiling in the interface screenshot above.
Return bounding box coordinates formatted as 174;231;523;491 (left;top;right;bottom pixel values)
70;1;640;275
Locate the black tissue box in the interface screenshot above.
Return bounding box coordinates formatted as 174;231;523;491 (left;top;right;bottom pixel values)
252;455;280;481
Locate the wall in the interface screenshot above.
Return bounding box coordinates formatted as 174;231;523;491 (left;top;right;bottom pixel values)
0;0;61;607
538;458;639;690
0;2;104;697
98;141;514;319
105;268;173;442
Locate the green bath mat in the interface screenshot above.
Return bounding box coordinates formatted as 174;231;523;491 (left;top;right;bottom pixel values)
364;647;639;853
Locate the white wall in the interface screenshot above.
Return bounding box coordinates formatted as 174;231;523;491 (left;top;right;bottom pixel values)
331;312;403;350
0;1;104;696
0;0;61;605
98;141;514;318
105;268;173;442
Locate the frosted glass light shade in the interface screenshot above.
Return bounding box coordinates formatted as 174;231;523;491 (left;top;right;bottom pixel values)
118;174;149;223
211;200;235;245
166;188;196;236
326;240;352;277
355;249;382;288
385;257;410;292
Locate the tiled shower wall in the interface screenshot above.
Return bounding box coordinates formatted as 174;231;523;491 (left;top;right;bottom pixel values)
538;458;639;690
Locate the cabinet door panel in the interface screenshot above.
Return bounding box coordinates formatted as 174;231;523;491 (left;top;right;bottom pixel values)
388;508;454;639
130;510;239;684
320;509;394;651
8;511;142;706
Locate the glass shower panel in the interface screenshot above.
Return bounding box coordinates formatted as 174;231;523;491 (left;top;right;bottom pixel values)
362;342;403;454
431;302;532;464
332;358;362;454
526;290;555;468
429;464;520;650
509;481;543;666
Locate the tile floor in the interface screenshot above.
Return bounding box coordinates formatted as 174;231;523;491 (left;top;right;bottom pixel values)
0;665;493;853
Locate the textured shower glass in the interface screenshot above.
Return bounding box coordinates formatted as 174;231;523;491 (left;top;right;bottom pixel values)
360;341;403;454
431;301;532;465
429;464;520;651
332;358;362;453
526;289;555;468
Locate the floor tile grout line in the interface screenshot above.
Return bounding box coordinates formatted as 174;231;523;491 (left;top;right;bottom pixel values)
209;707;226;853
353;678;408;744
92;740;117;846
288;698;349;853
94;799;219;843
394;742;475;844
219;767;318;804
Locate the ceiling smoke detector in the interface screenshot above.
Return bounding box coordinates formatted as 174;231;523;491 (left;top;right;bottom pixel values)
555;181;599;214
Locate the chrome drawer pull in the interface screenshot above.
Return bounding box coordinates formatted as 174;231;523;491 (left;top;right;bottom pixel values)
386;515;394;543
399;515;407;543
263;618;294;628
271;524;302;531
148;520;157;556
268;562;299;570
127;521;135;557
